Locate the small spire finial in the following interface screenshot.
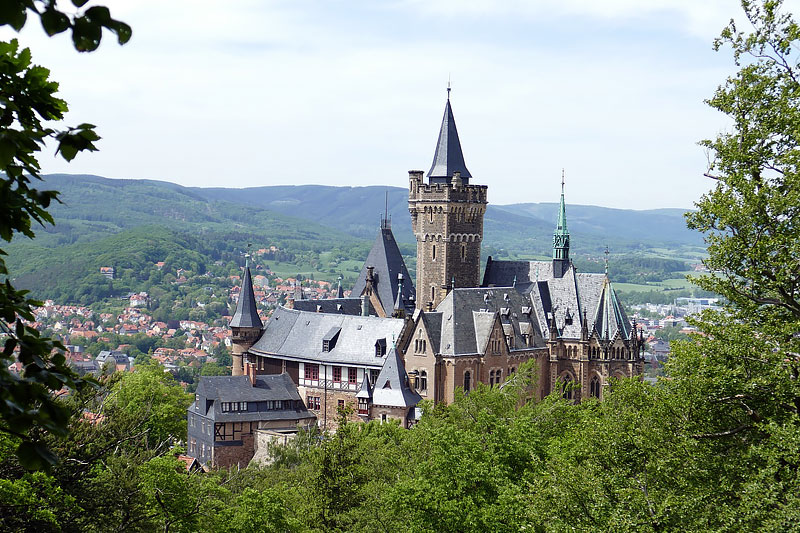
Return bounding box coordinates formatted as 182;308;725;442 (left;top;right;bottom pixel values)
604;246;609;275
447;74;451;99
245;242;252;268
561;168;565;192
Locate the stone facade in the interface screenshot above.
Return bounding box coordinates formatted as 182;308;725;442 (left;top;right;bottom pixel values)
409;170;487;310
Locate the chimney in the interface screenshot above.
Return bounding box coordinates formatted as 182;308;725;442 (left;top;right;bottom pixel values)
246;359;257;386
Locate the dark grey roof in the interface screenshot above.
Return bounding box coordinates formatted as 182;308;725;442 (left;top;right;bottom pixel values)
420;311;443;354
428;97;472;183
249;306;406;367
356;372;372;399
229;267;262;329
371;346;421;408
430;287;545;356
351;226;415;315
193;374;315;423
483;258;634;341
292;297;363;315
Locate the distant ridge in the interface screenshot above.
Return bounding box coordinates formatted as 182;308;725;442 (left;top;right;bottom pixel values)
31;174;702;255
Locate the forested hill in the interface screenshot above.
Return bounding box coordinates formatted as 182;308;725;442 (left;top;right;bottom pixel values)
5;174;705;302
193;183;703;251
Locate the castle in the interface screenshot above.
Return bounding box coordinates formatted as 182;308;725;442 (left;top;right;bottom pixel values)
188;92;644;468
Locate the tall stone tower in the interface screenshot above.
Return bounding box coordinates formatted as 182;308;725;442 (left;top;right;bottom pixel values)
229;255;262;376
409;91;487;310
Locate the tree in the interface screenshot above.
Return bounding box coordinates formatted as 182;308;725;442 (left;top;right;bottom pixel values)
0;1;130;469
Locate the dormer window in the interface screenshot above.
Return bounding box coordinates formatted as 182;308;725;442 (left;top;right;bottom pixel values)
322;327;341;352
375;338;387;357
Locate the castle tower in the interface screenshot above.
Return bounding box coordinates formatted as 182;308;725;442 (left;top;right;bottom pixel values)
552;173;570;278
409;90;487;310
229;255;262;376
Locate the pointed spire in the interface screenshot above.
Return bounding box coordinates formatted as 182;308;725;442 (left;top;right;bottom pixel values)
229;262;262;329
427;88;471;183
371;345;422;408
392;273;405;318
553;170;571;277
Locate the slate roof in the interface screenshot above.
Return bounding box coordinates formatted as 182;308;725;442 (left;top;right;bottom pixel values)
351;225;415;315
292;298;363;315
428;96;472;183
482;258;633;341
193;374;315;423
429;287;546;356
249;306;406;367
371;346;422;408
230;266;262;329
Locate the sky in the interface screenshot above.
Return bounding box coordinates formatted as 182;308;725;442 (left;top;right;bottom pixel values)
2;0;790;209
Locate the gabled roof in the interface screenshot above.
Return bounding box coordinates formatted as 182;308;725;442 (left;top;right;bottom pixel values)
351;226;415;315
482;258;634;342
229;267;262;329
249;306;406;367
371;346;421;408
428;96;471;183
430;287;545;356
192;374;315;423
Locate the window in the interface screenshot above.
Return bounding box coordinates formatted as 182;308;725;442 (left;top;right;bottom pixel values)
381;413;388;423
461;244;466;262
240;401;247;411
505;335;514;349
348;367;357;385
419;370;427;392
489;369;495;386
304;364;319;380
306;396;321;410
464;371;471;392
358;397;369;415
590;376;601;399
370;369;379;385
496;369;502;384
375;338;387;356
429;209;434;223
414;338;427;354
332;366;342;383
337;399;345;410
432;244;436;261
431;286;435;302
221;402;229;412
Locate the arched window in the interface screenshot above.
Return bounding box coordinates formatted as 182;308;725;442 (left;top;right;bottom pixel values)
464;371;471;392
562;374;574;400
461;244;467;262
489;369;495;386
419;371;427;392
590;376;601;398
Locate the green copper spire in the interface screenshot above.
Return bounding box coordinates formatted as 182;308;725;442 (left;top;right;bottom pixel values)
553;170;570;262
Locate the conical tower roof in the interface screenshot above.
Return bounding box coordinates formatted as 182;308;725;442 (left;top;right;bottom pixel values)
427;93;471;183
229;265;262;329
351;224;415;315
371;346;422;408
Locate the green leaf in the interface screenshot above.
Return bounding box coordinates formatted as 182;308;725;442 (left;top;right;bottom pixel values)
17;440;58;471
40;8;70;37
0;1;28;31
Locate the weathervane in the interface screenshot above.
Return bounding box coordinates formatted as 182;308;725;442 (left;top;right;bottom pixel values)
245;242;252;268
447;74;451;99
561;168;565;192
604;246;609;275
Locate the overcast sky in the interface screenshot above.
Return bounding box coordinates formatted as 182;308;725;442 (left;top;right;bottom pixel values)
3;0;790;209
